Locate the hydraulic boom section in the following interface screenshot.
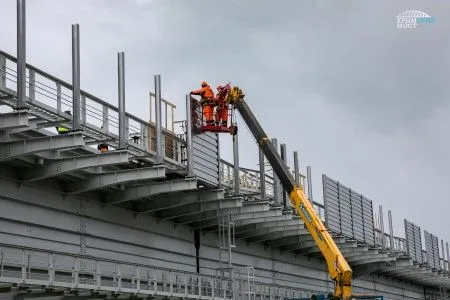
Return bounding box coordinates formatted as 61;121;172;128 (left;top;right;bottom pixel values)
231;95;353;300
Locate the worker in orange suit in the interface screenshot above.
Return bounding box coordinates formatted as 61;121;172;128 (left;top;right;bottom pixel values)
190;81;215;125
215;84;231;126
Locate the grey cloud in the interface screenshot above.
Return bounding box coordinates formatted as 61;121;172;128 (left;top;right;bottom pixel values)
0;0;448;240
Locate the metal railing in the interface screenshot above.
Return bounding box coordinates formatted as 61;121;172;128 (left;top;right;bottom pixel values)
374;229;407;253
0;244;320;300
0;50;186;167
219;160;326;222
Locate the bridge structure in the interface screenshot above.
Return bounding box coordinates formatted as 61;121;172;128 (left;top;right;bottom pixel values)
0;2;449;300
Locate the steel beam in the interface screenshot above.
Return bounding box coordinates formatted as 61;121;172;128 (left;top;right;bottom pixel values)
233;207;282;222
154;75;163;162
350;256;396;267
388;209;394;253
135;190;225;213
118;52;126;149
155;198;242;220
172;207;241;226
22;150;130;181
271;138;280;205
0;133;84;162
16;0;27;109
259;148;266;200
306;165;313;202
246;229;311;244
234;213;291;227
67;165;166;194
104;178;198;204
379;205;385;248
233;128;240;195
0;112;28;129
280;143;287;209
185;95;194;176
237;224;307;240
293;151;300;186
176;204;270;227
72;24;81;131
236;218;302;234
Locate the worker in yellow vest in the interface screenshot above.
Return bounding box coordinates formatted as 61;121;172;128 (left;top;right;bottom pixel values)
55;110;72;134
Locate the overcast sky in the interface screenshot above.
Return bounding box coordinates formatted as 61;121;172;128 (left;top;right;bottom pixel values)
0;1;449;243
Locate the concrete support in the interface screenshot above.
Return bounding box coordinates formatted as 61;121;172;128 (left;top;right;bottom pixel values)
233;126;240;195
154;75;163;162
0;133;84;162
293;151;300;186
68;165;166;194
388;210;394;253
0;111;28;129
379;205;385;248
280;143;287;209
271;138;280;205
72;24;81;131
185;95;194;176
259;148;266;200
104;178;198;204
22;151;129;181
16;0;27;109
306;165;313;202
118;52;126;149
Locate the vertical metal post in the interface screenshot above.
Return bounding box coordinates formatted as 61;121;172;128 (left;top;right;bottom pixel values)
16;0;27;109
259;148;266;201
446;242;450;272
440;239;445;271
186;95;194;177
388;210;394;253
306;166;313;202
293;151;300;186
72;24;81;131
379;205;385;248
271;138;280;205
155;75;163;162
233;126;240;195
118;52;126;149
280;144;288;209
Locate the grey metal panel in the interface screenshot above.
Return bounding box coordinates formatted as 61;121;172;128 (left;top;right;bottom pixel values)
322;175;375;245
404;219;424;264
192;130;220;186
424;230;440;270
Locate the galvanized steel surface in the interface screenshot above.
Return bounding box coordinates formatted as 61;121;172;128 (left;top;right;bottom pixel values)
322;175;375;245
424;230;441;271
404;219;424;264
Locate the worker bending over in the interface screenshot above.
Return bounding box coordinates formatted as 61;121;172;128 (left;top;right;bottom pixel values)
215;84;231;126
190;81;215;125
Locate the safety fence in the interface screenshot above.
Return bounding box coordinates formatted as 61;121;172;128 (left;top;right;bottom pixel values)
0;50;186;166
219;160;326;222
0;244;320;300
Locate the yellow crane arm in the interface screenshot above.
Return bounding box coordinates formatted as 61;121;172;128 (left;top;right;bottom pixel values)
231;93;353;299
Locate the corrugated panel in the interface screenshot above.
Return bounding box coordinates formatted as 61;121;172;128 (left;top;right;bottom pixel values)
192;131;220;186
424;231;440;270
322;174;375;245
323;175;341;234
362;196;375;245
404;220;424;264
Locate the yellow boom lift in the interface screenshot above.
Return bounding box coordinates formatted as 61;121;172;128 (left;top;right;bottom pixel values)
193;86;353;299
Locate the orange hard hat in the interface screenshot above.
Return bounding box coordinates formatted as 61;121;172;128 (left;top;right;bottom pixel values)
201;81;207;87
